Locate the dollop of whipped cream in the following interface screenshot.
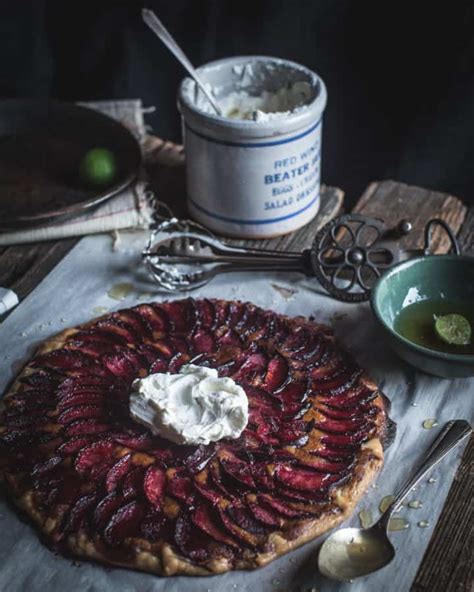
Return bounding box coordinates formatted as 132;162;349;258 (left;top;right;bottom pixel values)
129;364;248;445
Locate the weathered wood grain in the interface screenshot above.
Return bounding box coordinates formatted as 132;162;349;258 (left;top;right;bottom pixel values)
412;436;473;592
354;180;468;254
456;205;474;255
0;239;77;301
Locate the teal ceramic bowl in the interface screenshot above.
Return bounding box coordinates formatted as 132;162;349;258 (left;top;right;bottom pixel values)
371;255;474;378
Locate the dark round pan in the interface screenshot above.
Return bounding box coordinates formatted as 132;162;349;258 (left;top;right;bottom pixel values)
0;100;142;230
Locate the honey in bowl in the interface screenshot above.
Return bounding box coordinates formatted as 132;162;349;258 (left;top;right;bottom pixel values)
394;300;474;355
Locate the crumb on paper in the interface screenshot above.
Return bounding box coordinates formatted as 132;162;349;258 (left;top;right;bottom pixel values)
331;311;348;322
271;284;298;300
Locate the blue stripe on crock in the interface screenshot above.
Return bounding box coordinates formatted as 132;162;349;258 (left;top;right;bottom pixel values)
188;194;320;225
184;117;322;148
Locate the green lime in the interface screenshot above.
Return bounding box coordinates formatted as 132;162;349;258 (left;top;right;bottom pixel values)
434;313;471;346
79;148;117;187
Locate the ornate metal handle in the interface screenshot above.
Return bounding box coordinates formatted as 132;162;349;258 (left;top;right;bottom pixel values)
422;218;461;256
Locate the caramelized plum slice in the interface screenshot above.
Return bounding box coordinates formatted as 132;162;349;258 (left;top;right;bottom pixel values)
122;466;146;499
184;444;216;473
219;455;256;489
57;392;105;412
192;504;239;548
104;500;144;546
259;493;311;519
174;512;210;562
94;491;125;528
106;453;132;492
57;435;99;456
217;506;260;548
194;299;216;329
64;491;99;532
274;464;343;491
33;349;95;373
135;304;169;334
140;508;167;541
74;440;116;477
263;356;288;392
226;505;269;534
144;465;166;507
192;330;216;354
58;404;105;425
246;502;283;527
66;419;112;437
166;470;194;503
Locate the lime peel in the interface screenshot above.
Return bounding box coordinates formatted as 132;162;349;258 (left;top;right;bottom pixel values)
434;313;471;346
80;148;117;187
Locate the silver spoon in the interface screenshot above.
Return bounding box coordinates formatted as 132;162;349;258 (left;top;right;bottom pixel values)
318;419;472;582
142;8;222;116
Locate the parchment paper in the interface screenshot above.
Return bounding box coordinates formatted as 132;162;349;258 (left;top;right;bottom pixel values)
0;231;472;592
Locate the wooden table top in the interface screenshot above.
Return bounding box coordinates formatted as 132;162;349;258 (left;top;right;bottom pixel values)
0;150;472;592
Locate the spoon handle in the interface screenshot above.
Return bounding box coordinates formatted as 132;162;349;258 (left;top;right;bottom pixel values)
142;9;222;116
380;419;472;526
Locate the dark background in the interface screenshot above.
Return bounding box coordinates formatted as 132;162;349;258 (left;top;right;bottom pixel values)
1;0;473;207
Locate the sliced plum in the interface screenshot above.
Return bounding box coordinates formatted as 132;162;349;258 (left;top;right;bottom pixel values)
246;501;283;527
226;505;269;534
144;465;166;507
94;491;126;528
57;392;106;412
104;500;145;546
106;453;133;492
192;504;239;548
122;466;146;500
74;440;116;477
162;299;197;333
57;434;98;456
274;464;343;492
166;469;194;503
63;491;99;532
140;507;167;541
262;356;288;392
33;349;95;373
58;404;105;426
194;299;216;329
184;444;216;473
217;505;261;547
66;419;112;438
174;512;210;562
135;303;169;334
192;330;216;354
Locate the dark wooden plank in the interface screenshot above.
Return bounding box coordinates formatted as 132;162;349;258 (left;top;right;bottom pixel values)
354;180;467;253
456;205;474;255
0;239;78;302
412;437;473;592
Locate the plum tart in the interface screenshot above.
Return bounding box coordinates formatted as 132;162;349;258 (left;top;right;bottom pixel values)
0;299;393;575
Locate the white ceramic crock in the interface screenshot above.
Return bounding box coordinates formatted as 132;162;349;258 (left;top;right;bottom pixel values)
178;56;327;238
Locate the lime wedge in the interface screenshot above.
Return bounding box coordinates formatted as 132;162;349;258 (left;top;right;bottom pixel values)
80;148;117;187
434;313;471;346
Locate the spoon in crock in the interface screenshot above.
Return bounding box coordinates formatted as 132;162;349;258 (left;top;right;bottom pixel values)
142;8;222;116
318;419;472;582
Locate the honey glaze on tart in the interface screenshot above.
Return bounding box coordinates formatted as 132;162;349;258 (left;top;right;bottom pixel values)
0;299;392;575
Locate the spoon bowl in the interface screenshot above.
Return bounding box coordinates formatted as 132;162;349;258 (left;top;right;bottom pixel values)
317;420;471;582
318;525;395;581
